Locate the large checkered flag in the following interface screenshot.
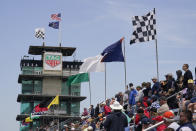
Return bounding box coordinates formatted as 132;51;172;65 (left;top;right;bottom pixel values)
35;28;45;39
130;9;156;44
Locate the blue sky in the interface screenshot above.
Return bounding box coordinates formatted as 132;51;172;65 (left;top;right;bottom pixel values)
0;0;196;130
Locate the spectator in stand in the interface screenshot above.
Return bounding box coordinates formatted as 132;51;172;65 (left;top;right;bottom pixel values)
151;77;160;97
82;108;89;116
94;104;99;118
149;107;158;119
157;96;169;115
141;117;152;131
147;82;152;97
151;95;160;109
165;73;175;92
115;92;124;105
135;108;149;125
129;86;137;106
115;92;121;103
63;125;69;131
103;101;128;131
141;82;147;90
101;102;111;116
177;110;195;131
135;86;144;102
123;90;129;106
128;83;134;94
185;79;195;100
164;111;180;131
89;105;95;117
143;82;151;99
161;73;173;92
182;64;193;88
110;98;116;105
119;92;124;105
164;73;179;109
175;70;183;91
193;85;196;98
188;102;196;129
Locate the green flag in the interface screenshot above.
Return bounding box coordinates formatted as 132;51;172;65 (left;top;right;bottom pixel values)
67;73;89;86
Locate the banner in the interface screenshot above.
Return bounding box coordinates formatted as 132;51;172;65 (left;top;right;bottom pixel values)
43;52;62;71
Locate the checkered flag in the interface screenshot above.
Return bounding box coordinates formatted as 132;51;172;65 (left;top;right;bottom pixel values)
130;9;156;44
35;28;45;39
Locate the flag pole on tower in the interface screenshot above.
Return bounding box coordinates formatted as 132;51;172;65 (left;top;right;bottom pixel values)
50;13;62;46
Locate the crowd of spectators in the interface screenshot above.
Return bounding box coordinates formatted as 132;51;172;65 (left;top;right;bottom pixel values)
63;64;196;131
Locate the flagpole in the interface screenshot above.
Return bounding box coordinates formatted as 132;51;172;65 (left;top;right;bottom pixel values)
195;67;196;83
123;37;127;91
104;63;107;101
58;103;60;131
155;39;159;80
43;37;45;46
88;73;92;106
58;19;62;47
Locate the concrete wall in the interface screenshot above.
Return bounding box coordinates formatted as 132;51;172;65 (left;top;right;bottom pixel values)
42;77;61;95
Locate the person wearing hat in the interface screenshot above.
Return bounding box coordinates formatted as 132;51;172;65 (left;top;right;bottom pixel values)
62;124;69;131
103;101;128;131
164;111;180;131
182;64;193;88
151;77;160;97
185;79;195;100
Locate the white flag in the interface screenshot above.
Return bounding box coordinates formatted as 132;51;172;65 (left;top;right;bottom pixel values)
35;28;45;39
79;55;105;73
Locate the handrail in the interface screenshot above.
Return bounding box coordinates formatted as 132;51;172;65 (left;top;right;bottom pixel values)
143;121;164;131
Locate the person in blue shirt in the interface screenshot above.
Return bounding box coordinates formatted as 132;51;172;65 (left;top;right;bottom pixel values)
129;86;137;106
151;77;160;97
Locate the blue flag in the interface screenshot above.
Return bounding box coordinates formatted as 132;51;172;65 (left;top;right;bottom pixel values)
49;21;59;29
101;38;124;62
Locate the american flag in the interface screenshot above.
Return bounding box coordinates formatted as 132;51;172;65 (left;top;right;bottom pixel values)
51;13;61;21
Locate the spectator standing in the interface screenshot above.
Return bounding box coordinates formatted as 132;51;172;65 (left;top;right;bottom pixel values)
129;86;137;106
82;108;89;116
143;82;151;99
101;102;111;116
94;104;99;117
89;105;95;117
185;79;195;100
175;70;183;91
103;101;128;131
182;64;193;88
151;77;160;97
135;86;144;102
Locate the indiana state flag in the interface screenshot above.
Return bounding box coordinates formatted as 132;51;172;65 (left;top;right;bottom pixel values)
101;38;125;62
49;21;59;29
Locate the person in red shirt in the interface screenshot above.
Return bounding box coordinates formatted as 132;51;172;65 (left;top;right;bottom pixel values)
101;102;111;116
